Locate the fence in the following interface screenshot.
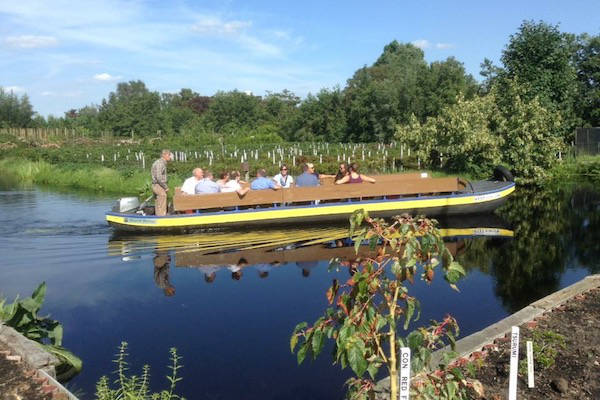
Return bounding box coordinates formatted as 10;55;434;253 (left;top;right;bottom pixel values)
574;127;600;156
0;127;113;143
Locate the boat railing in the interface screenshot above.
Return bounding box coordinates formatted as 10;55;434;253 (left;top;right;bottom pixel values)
173;176;463;212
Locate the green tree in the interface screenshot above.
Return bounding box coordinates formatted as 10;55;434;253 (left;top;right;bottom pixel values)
288;87;346;142
493;79;565;181
98;80;164;136
574;33;600;126
0;88;35;127
396;94;501;176
202;90;266;134
419;57;479;120
345;42;427;142
499;20;579;137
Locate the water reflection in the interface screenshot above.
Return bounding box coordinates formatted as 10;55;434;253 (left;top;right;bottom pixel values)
108;217;516;296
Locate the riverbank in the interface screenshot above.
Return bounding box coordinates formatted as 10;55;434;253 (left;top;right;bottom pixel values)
0;322;77;400
375;274;600;399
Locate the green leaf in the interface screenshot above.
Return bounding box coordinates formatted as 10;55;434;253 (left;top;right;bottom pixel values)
293;322;307;333
311;329;325;358
407;331;424;351
290;334;298;353
43;344;82;381
367;362;380;380
347;344;367;377
31;282;47;308
48;323;63;346
404;298;415;330
297;343;309;365
446;381;457;399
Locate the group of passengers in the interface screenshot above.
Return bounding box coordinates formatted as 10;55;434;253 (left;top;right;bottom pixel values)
151;148;376;216
180;161;377;196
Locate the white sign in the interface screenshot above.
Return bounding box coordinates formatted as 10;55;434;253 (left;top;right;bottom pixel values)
508;326;520;400
399;347;411;400
527;340;535;388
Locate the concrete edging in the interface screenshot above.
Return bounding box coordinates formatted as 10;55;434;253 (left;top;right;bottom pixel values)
0;321;79;399
375;274;600;395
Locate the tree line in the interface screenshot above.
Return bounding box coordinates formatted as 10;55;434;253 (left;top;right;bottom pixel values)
2;20;599;179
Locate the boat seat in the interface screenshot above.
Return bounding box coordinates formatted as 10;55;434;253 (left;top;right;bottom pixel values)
173;176;462;212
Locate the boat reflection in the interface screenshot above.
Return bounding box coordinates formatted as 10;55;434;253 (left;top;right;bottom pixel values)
108;215;514;293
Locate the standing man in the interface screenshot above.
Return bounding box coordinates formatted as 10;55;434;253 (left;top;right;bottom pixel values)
151;149;172;216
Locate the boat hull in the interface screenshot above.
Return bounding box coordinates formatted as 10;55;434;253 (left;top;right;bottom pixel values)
106;181;515;233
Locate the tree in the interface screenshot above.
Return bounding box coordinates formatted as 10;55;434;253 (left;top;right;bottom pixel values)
98;80;164;136
287;87;346;142
396;94;501;176
201;90;266;134
291;211;471;400
574;33;600;126
420;57;478;120
345;42;427;142
0;88;35;127
499;20;579;136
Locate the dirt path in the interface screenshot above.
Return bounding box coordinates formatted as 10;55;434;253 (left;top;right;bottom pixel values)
478;287;600;399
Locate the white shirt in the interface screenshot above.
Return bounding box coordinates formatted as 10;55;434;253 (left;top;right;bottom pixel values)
221;180;242;193
272;173;294;188
181;176;199;195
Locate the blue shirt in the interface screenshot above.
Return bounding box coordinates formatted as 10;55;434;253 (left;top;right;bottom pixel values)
295;172;319;187
250;176;276;190
195;179;221;194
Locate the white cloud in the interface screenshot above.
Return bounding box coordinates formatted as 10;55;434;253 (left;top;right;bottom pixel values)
2;85;25;93
93;73;121;81
3;35;58;49
435;43;454;49
192;16;252;36
41;91;55;96
412;39;430;49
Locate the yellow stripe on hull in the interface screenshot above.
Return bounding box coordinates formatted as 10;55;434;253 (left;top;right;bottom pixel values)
106;186;515;230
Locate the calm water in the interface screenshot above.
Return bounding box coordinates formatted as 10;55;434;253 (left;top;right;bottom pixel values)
0;184;598;399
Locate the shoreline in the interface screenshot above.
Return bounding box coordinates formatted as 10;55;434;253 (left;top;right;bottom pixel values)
374;273;600;397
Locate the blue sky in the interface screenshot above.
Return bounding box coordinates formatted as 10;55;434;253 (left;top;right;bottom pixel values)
1;0;598;117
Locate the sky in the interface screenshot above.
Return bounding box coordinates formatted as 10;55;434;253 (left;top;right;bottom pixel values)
1;0;598;117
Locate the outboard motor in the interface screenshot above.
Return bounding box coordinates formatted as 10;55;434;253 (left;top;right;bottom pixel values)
112;197;141;213
492;165;514;182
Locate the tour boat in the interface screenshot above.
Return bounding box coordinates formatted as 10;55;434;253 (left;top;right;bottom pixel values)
105;172;515;232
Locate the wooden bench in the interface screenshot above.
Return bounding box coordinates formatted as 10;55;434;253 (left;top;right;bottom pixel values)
173;175;462;212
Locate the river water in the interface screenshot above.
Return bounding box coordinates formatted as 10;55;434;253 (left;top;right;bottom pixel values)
0;184;598;399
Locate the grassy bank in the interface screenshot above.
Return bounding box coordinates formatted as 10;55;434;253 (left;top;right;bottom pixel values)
0;158;154;196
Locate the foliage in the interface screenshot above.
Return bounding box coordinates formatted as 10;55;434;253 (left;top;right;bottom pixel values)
396;95;501;177
518;330;566;375
492;80;565;182
99;81;166;137
95;342;185;400
574;33;600;127
0;282;82;381
0;87;35;128
291;210;475;400
498;20;579;137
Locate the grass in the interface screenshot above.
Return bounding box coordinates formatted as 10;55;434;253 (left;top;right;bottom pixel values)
0;158;154;196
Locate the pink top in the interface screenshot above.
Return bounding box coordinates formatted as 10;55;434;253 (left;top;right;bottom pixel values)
348;174;363;184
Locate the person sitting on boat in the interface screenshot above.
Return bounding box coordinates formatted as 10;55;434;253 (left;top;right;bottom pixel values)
151;149;172;216
272;164;294;188
335;162;349;182
221;171;250;196
195;171;221;194
181;167;204;195
229;258;248;280
295;163;320;187
335;163;376;184
250;169;281;190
